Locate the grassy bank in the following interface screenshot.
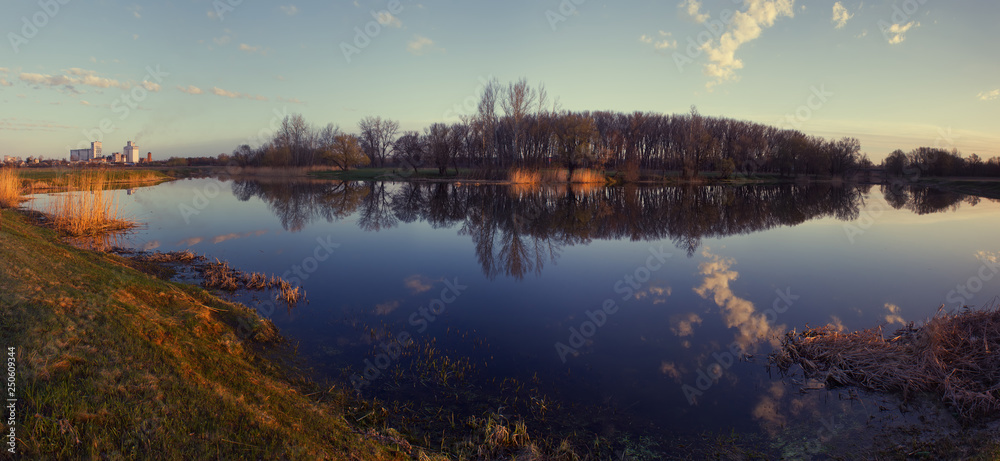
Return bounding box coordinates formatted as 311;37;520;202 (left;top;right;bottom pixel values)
0;209;408;459
17;168;170;193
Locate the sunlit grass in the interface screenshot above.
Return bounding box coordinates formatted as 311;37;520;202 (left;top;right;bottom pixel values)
0;168;21;208
508;168;541;185
569;168;606;184
46;170;135;236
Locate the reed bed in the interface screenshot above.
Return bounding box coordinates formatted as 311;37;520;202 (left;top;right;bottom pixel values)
770;306;1000;419
46;171;134;236
0;168;21;208
508;168;541;185
199;259;302;308
569;168;606;184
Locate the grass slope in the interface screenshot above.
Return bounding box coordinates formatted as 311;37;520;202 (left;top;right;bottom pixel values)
0;209;405;460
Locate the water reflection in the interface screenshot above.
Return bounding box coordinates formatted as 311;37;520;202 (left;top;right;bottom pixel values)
231;179;975;279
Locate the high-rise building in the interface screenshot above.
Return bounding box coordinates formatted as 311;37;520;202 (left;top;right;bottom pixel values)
123;141;139;163
70;141;102;162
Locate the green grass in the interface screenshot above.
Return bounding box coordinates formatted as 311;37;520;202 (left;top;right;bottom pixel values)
0;209;408;460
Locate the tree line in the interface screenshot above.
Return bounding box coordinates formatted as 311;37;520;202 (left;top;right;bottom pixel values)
223;78;998;179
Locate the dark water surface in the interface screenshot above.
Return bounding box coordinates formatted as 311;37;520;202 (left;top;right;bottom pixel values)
29;179;1000;453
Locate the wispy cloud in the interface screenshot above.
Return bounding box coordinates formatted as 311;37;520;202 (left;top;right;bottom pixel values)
0;78;11;87
211;86;268;101
280;4;299;16
211;230;267;244
832;2;853;29
977;89;999;101
404;274;435;294
239;43;268;56
700;0;795;89
883;21;919;45
884;303;905;325
407;35;435;55
177;85;203;95
19;69;142;92
374;11;402;28
640;31;677;50
375;300;400;315
128;4;142;19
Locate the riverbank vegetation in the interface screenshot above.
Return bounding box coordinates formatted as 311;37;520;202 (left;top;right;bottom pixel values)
209;78;1000;183
0;168;22;208
0;209;412;459
45;171;135;236
771;306;1000;420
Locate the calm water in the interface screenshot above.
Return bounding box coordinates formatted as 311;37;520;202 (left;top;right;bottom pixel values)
29;179;1000;452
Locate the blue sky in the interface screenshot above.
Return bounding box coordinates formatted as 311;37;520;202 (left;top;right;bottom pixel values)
1;0;997;161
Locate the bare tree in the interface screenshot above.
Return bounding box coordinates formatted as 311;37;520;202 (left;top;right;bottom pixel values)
392;131;425;174
358;116;399;168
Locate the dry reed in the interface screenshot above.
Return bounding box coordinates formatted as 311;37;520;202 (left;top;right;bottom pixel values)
569;168;606;184
0;168;21;208
508;168;541;185
47;171;134;236
199;260;303;308
770;306;1000;419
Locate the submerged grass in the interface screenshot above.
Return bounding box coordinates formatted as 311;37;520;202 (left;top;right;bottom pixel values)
0;209;408;459
46;171;135;236
771;305;1000;419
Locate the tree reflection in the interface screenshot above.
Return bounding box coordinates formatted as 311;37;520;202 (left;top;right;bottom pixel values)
233;180;960;279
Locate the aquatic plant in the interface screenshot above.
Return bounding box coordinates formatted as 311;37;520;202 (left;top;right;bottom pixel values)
771;305;1000;419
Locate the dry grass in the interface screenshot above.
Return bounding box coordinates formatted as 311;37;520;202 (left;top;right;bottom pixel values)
46;171;134;236
509;168;541;185
0;168;21;208
541;169;569;183
770;306;1000;419
569;168;606;184
199;259;303;308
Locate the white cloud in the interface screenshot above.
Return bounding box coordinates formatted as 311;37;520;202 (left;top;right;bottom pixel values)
407;35;435;55
213;31;232;46
128;5;142;19
20;70;131;91
883;21;918;44
280;4;299;15
641;30;678;50
883;303;905;325
210;86;267;101
79;100;90;105
239;43;267;55
211;87;242;98
832;2;852;29
679;0;709;23
700;0;796;89
177;85;203;95
374;11;402;28
979;89;1000;101
141;81;161;92
0;78;12;87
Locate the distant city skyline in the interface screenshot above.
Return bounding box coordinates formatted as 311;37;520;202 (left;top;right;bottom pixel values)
1;0;997;161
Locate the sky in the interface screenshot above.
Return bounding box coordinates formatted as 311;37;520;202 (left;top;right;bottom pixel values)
1;0;998;161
